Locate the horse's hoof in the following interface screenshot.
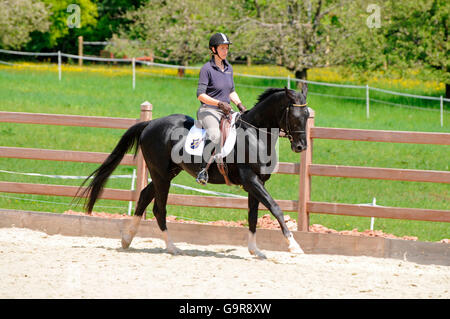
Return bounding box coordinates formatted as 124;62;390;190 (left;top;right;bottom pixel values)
288;245;304;254
121;235;132;249
249;249;267;260
166;245;183;255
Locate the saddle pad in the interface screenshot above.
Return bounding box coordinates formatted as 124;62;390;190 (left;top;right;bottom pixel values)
184;112;239;157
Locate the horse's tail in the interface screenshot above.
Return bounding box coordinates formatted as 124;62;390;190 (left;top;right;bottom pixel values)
76;121;150;213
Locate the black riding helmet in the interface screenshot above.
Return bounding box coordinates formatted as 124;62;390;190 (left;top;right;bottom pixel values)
209;33;232;55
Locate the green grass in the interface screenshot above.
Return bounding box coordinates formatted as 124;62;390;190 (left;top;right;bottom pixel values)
0;64;449;241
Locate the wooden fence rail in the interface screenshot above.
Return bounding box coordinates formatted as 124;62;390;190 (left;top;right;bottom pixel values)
296;112;450;231
1;103;449;231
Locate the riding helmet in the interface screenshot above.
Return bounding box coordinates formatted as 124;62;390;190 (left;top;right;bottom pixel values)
209;33;232;49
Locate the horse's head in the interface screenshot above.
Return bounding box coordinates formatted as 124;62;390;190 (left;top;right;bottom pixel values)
282;85;310;153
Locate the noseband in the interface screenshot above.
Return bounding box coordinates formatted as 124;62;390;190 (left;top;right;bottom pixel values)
281;103;308;142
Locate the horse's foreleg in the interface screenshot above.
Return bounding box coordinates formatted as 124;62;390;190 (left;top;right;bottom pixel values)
247;194;266;259
121;182;155;249
241;168;304;254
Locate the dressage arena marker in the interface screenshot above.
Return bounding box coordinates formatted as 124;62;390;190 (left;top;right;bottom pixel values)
0;101;449;251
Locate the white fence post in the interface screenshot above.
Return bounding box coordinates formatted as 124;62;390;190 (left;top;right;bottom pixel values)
58;50;61;81
132;57;136;90
370;197;376;230
440;96;444;127
287;75;290;89
366;84;370;119
127;169;136;216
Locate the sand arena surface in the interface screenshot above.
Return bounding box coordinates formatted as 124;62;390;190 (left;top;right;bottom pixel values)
0;227;448;299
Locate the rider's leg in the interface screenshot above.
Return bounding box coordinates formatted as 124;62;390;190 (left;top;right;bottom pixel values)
196;139;219;185
196;107;223;185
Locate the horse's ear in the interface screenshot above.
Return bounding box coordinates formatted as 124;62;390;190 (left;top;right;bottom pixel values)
301;82;308;97
284;86;295;100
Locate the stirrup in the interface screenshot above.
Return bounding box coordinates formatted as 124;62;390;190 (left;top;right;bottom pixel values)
196;168;209;185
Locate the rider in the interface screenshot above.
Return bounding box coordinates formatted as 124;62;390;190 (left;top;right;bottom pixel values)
195;32;246;185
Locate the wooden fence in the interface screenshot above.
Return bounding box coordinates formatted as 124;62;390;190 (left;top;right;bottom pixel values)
1;102;449;231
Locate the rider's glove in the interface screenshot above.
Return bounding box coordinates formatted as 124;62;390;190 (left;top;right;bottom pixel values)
217;101;232;115
237;102;247;113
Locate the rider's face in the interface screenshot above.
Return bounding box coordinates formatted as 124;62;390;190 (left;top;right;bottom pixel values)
215;44;229;59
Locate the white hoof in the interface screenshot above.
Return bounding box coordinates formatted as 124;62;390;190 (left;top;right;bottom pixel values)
288;243;304;254
121;215;141;249
163;230;182;255
166;243;183;255
286;234;304;254
248;231;267;259
249;248;267;259
121;234;132;249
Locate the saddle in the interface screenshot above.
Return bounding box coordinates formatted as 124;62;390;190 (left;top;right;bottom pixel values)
184;112;239;186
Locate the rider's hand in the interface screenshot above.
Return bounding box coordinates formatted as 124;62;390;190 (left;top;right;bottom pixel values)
237;102;247;113
217;101;232;114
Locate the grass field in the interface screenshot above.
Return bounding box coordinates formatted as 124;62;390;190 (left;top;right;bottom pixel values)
0;62;449;241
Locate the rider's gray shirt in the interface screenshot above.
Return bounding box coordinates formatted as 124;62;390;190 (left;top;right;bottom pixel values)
196;58;235;109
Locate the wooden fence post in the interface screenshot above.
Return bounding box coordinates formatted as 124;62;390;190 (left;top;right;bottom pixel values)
135;101;152;218
78;36;83;66
297;108;315;231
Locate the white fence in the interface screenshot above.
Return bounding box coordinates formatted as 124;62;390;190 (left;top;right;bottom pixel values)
0;48;448;126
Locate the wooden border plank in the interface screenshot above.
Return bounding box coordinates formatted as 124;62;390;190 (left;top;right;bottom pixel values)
0;147;136;165
307;201;450;222
0;182;133;201
0;111;138;129
309;164;450;184
311;127;450;145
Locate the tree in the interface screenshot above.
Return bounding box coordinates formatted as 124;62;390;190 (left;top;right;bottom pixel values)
339;0;449;98
25;0;98;52
386;0;449;97
113;0;228;65
0;0;51;49
230;0;351;81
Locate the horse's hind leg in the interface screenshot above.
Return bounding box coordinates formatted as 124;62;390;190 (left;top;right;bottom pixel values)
121;182;155;249
150;170;183;255
247;194;266;259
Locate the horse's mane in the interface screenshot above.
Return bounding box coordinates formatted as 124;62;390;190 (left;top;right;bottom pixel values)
256;88;285;105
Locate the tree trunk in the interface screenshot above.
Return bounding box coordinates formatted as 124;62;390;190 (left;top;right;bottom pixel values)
295;68;308;89
446;83;449;99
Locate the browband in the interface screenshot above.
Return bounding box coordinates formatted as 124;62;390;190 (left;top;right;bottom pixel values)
292;103;308;107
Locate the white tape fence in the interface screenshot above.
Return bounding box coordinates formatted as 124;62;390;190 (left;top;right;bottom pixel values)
0;168;246;221
0;48;448;126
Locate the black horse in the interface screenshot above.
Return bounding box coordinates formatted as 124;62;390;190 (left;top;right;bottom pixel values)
78;86;310;258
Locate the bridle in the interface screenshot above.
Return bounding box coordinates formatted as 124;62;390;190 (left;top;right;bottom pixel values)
235;102;308;141
280;103;308;142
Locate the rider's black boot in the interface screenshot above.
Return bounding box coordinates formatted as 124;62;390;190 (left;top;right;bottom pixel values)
196;141;218;185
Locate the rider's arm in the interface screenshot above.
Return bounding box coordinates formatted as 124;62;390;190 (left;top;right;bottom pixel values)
229;91;241;106
230;91;246;112
198;93;231;114
197;93;221;106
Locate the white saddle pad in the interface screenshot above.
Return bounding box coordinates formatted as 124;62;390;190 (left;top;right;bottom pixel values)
184;112;239;158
